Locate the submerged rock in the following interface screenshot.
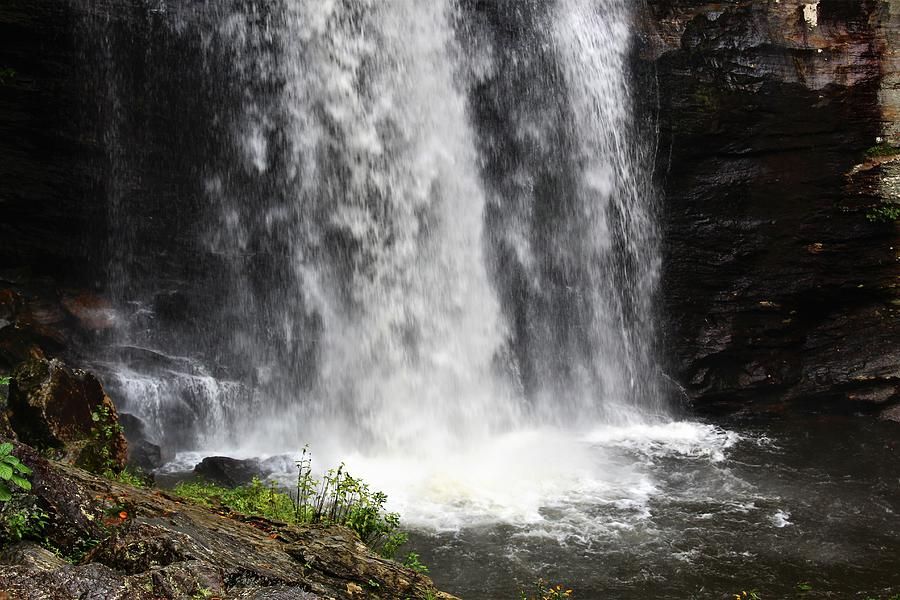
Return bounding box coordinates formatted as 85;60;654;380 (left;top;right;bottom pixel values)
0;440;457;600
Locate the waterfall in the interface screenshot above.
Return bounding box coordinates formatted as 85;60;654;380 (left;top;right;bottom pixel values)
92;0;662;458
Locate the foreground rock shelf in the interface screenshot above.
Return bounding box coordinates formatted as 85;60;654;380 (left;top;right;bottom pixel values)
0;441;455;600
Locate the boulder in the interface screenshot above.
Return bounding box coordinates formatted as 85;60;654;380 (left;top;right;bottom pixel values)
194;456;263;487
119;412;172;472
7;358;127;472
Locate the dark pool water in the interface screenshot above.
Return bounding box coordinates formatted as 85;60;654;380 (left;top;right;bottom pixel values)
406;413;900;600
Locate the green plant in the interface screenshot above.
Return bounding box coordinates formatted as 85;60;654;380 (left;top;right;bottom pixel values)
88;404;123;475
403;551;429;574
0;68;14;84
112;467;151;488
867;204;900;223
796;582;813;593
732;591;761;600
0;502;48;546
521;579;573;600
865;142;900;159
0;442;32;501
50;536;103;564
0;376;9;386
292;447;408;558
173;478;296;522
173;448;410;560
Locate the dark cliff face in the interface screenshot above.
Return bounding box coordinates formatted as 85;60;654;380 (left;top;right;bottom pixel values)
0;1;97;281
1;0;898;415
641;0;900;412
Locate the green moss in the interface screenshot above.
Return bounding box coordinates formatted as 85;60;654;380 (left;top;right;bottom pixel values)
173;479;296;523
865;142;900;159
866;204;900;223
691;83;722;112
173;459;409;560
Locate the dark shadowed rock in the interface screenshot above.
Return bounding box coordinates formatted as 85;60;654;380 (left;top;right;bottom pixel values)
194;456;264;487
119;412;172;472
638;0;900;410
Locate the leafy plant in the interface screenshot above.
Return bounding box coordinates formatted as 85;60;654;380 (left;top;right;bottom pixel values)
111;467;151;488
174;447;410;560
867;204;900;223
403;551;429;574
865;143;900;159
0;68;14;84
732;591;761;600
0;442;32;502
291;447;407;558
0;493;48;550
50;536;103;564
88;404;124;475
521;579;573;600
796;582;813;593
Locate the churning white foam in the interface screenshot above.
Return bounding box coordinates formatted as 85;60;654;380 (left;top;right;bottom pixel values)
161;421;746;543
301;421;741;536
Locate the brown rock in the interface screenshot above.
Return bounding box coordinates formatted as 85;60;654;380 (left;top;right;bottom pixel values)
7;358;127;472
60;291;118;332
0;440;458;600
880;404;900;423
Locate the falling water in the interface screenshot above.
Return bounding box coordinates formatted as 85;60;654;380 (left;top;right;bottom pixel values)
92;0;684;525
67;3;900;597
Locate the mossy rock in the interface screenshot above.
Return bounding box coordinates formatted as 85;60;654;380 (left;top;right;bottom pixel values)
7;358;127;472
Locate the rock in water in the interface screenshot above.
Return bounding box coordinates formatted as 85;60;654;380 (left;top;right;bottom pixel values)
194;456;264;487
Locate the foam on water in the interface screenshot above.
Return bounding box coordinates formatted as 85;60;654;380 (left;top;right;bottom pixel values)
163;421;744;541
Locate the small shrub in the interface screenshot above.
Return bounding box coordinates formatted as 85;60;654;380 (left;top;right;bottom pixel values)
867;204;900;223
173;448;410;560
0;442;32;502
520;579;573;600
291;447;407;558
88;404;123;474
865;143;900;159
0;497;48;547
403;551;429;574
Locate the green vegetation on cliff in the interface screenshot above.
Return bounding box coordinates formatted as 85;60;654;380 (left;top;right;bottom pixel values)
173;451;409;560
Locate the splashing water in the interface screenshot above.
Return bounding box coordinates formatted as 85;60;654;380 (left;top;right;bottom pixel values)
90;0;714;534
